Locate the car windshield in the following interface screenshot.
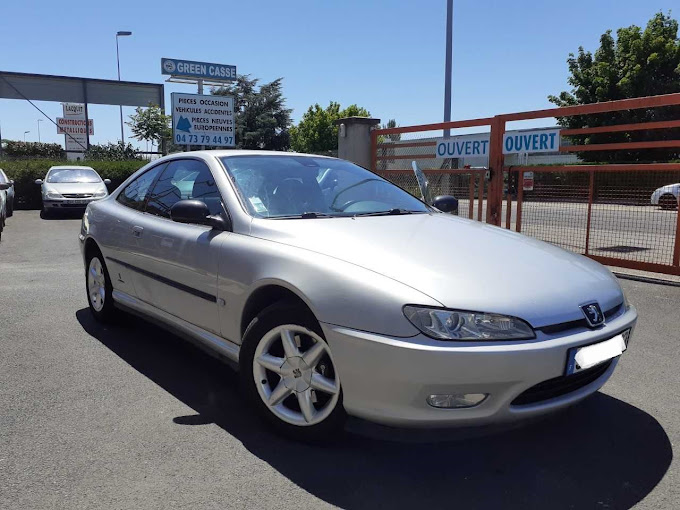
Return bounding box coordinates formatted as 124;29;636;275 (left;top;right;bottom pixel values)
220;155;430;218
47;168;101;183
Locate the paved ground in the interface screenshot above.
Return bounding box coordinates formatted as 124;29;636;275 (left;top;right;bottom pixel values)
1;210;679;510
456;199;679;267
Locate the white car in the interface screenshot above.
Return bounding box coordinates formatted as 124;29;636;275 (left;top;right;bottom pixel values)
35;166;111;217
651;183;679;209
0;169;15;217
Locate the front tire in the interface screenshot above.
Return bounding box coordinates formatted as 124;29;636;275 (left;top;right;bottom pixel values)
85;249;117;323
6;201;12;217
240;303;346;441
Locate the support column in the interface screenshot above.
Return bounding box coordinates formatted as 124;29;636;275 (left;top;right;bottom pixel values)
335;117;380;168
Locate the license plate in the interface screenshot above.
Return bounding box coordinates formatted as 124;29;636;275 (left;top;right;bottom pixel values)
566;334;626;375
65;200;85;205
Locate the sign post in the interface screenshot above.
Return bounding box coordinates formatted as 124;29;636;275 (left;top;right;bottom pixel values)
59;102;93;160
162;57;237;151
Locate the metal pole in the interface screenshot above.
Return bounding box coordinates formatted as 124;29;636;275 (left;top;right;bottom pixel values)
443;0;453;138
116;35;125;144
198;79;204;150
37;119;42;142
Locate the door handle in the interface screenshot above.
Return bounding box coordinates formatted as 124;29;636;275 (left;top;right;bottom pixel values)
132;226;143;238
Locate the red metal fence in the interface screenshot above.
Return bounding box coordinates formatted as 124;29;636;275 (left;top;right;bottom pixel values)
371;93;680;276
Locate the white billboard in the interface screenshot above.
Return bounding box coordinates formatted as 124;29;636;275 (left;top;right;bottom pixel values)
171;92;235;147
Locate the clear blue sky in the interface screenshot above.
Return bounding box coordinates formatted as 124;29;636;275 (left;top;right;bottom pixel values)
0;0;676;148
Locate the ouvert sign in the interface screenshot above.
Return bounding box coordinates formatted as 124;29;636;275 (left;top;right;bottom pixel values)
434;128;561;157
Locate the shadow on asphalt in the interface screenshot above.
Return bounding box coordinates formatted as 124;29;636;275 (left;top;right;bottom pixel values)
76;308;672;510
38;209;84;220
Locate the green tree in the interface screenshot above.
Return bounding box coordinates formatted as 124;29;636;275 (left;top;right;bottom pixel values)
212;75;292;150
289;102;371;154
127;103;172;147
549;11;680;161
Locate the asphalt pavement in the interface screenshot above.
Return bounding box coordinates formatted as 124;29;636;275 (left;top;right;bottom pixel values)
1;210;678;509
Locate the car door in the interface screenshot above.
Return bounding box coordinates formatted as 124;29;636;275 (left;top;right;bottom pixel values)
130;158;227;335
104;162;168;299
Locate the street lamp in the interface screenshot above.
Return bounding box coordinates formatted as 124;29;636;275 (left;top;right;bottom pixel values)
24;130;30;142
37;119;43;143
443;0;453;138
116;30;132;143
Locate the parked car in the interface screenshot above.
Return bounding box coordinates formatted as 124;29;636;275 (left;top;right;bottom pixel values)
80;151;637;440
36;166;111;217
0;169;15;217
651;183;679;209
0;178;10;241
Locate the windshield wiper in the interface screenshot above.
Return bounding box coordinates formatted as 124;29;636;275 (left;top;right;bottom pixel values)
352;208;420;217
271;212;333;219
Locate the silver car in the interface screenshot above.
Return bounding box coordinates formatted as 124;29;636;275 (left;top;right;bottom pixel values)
36;166;110;216
79;150;637;440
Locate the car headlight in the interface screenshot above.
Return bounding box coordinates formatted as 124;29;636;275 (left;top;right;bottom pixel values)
93;189;108;198
45;190;63;199
403;306;535;341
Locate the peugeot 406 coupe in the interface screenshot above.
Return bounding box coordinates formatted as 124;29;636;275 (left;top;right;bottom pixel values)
80;151;637;440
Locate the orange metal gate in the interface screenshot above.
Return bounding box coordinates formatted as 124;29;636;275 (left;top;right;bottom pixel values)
371;93;680;276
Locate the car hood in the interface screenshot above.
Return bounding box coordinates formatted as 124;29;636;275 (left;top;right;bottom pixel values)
43;182;105;194
249;213;624;328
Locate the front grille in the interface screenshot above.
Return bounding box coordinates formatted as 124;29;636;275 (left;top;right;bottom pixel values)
537;302;624;335
511;360;613;406
62;193;93;198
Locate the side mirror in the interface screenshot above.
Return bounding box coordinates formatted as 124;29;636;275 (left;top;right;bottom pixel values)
432;195;458;214
170;199;231;231
35;179;43;185
103;179;111;185
0;183;9;191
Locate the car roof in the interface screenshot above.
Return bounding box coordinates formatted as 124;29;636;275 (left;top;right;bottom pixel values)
48;166;97;171
178;149;335;160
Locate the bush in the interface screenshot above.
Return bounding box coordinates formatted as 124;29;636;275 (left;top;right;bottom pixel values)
0;159;147;209
2;140;65;159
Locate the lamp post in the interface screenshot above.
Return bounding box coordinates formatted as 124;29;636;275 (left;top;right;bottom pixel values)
116;30;132;143
24;130;30;142
37;119;42;143
443;0;453;138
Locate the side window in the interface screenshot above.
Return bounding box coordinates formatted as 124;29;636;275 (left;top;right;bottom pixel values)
116;163;165;211
146;159;223;219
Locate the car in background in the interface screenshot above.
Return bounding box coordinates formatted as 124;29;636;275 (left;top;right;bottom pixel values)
80;150;636;441
651;183;679;210
0;169;15;217
35;166;111;217
0;178;10;241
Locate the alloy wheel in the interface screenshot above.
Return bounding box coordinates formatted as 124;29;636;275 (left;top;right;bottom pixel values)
87;257;106;312
253;325;340;427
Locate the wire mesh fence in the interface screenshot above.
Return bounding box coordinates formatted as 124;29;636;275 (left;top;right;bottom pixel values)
515;169;680;269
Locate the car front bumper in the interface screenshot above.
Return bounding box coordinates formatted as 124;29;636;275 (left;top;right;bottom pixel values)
43;198;102;209
321;305;637;428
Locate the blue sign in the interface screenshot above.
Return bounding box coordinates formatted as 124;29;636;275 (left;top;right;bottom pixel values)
161;58;237;81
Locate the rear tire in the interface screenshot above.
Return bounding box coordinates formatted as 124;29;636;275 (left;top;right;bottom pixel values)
240;302;346;442
85;248;118;323
659;194;678;210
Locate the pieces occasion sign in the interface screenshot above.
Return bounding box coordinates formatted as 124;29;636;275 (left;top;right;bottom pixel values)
171;93;235;147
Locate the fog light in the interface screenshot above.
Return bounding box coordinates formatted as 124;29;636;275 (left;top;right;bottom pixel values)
426;393;488;409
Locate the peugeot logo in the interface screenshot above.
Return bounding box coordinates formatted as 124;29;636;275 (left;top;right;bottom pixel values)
292;368;302;379
581;302;604;327
162;59;176;74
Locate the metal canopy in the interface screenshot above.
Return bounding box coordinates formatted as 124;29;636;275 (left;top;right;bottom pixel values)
0;70;164;107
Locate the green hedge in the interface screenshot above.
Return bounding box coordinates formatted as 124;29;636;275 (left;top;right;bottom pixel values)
0;159;148;209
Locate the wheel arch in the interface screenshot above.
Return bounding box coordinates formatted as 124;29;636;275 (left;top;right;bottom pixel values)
240;282;317;339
